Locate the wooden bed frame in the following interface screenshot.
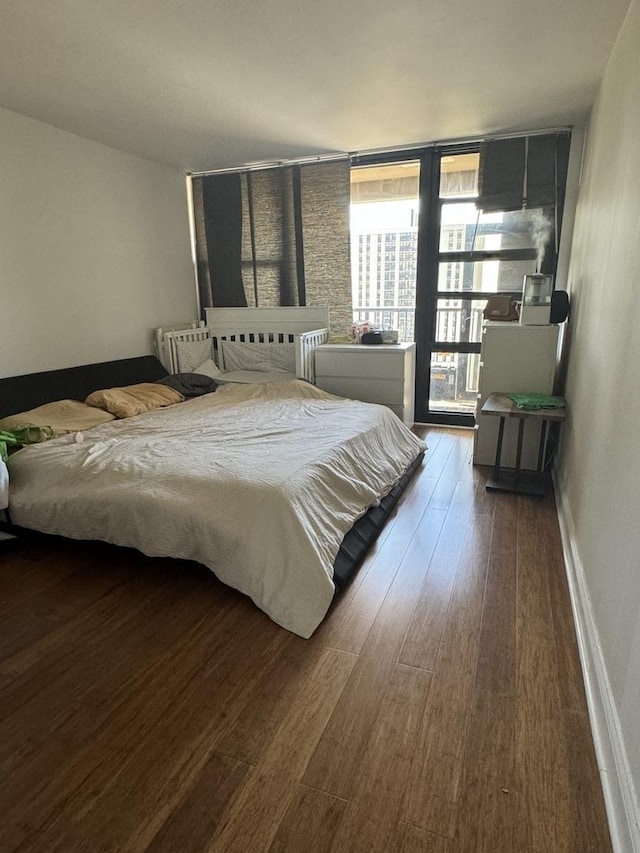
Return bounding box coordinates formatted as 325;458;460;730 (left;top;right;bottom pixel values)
0;354;423;601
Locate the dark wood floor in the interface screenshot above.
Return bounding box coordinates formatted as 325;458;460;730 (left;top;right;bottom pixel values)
0;427;611;853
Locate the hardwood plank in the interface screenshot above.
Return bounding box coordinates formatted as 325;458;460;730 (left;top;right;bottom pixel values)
516;709;571;853
269;785;346;853
319;468;440;656
328;664;432;853
323;503;444;657
2;555;133;622
541;495;590;714
428;433;474;510
213;633;326;765
422;430;457;480
0;596;257;850
67;614;288;853
455;689;517;853
144;751;251;853
449;497;518;852
473;496;517;694
0;567;224;750
396;823;459;853
303;506;447;800
0;610;61;665
456;439;476;483
0;672;14;690
401;488;495;837
562;709;613;852
515;497;612;853
206;648;357;853
516;496;562;717
0;540;93;612
515;496;571;852
399;480;483;671
0;564;163;678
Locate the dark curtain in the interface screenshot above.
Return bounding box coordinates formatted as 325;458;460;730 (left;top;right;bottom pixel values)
200;173;246;307
477;132;571;275
477;133;570;212
192;160;351;337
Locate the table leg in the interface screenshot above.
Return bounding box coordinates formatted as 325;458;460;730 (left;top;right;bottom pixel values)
514;419;525;488
537;420;548;472
493;416;506;481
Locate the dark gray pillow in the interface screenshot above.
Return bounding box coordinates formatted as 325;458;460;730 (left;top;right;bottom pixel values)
155;373;218;398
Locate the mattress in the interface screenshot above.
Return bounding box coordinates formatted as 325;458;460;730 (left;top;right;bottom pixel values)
7;380;425;637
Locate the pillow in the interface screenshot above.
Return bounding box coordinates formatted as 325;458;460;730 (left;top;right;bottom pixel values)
221;340;296;374
194;358;223;379
175;339;212;372
85;383;183;419
155;373;218;398
0;399;116;436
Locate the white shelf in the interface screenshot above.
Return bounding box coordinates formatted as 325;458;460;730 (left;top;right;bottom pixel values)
474;323;559;469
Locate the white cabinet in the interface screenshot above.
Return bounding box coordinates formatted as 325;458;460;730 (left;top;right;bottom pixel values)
314;343;416;426
474;323;559;469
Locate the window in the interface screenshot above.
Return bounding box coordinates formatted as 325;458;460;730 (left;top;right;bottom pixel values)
350;162;420;341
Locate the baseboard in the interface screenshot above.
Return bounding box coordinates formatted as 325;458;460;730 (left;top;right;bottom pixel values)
553;471;640;853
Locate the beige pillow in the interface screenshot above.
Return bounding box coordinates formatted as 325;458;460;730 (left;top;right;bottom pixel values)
85;383;184;419
0;399;116;437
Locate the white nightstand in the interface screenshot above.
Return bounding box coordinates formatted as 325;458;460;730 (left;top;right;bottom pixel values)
314;343;416;426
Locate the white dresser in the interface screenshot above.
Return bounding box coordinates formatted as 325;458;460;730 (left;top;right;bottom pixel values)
314;343;416;426
474;322;559;469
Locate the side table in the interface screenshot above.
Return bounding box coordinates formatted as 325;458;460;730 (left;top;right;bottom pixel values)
481;392;566;496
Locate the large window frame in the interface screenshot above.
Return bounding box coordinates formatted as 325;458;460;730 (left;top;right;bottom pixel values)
353;137;566;426
416;145;544;425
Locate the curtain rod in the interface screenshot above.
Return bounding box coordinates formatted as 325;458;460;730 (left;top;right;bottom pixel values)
188;125;573;178
189;152;349;178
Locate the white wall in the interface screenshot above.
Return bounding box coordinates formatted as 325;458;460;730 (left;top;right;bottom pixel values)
0;106;196;378
557;0;640;847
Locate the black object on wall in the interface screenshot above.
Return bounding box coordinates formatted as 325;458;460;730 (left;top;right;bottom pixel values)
550;290;570;323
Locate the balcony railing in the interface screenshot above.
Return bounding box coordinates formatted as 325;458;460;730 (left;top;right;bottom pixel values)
353;307;416;343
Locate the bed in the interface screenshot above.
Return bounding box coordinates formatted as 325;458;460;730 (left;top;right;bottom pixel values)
0;355;424;638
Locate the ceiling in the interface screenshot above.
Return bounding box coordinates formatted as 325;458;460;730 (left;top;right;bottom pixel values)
0;0;631;172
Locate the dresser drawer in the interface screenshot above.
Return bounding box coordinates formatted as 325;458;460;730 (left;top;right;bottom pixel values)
316;376;404;405
314;348;408;381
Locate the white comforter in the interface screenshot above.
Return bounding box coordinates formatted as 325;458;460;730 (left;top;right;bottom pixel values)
8;381;425;637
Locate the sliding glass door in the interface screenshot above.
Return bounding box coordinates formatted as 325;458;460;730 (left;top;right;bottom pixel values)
414;149;540;425
350;138;568;426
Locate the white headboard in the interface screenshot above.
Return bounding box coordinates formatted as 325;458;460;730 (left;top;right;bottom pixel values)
205;306;329;333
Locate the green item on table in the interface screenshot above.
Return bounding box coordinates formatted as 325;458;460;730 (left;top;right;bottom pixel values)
508;393;565;411
0;425;55;462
